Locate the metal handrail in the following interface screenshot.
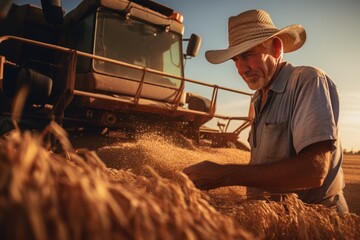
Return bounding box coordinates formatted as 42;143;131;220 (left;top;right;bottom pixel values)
0;35;253;127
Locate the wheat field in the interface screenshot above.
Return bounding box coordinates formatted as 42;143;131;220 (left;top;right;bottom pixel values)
0;122;359;239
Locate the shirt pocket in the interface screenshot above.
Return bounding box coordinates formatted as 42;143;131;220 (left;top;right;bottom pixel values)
263;120;289;160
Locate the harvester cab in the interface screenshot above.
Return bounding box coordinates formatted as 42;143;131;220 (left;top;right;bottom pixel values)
0;0;252;150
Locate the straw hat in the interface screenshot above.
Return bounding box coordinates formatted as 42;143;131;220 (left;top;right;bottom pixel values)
205;9;306;64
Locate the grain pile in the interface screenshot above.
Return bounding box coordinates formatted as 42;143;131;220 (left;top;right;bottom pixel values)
0;122;359;240
0;122;254;240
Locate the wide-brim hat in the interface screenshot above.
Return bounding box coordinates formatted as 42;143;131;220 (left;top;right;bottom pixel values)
205;9;306;64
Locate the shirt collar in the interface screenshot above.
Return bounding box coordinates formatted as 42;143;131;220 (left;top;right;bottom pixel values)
269;62;293;94
252;62;293;101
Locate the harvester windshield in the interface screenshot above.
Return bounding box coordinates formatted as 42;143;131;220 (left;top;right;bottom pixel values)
94;8;183;89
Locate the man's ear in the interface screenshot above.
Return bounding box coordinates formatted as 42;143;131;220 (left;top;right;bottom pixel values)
273;37;283;58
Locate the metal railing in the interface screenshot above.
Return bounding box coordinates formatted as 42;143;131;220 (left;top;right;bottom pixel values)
0;35;253;130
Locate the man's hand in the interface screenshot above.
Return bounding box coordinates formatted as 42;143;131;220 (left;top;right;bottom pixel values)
183;160;227;190
183;141;332;192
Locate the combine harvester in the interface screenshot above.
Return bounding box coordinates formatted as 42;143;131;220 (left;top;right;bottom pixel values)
0;0;252;150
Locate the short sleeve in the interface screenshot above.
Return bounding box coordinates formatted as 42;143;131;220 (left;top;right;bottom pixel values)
292;74;338;153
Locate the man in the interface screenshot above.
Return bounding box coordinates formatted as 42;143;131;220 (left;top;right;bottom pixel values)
183;9;349;214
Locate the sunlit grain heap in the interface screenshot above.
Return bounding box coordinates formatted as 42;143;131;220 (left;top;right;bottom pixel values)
0;122;359;240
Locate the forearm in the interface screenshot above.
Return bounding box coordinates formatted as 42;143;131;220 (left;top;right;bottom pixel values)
223;157;324;191
183;141;332;191
222;142;331;191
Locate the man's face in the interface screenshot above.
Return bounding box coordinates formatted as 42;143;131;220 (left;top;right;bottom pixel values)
232;43;277;91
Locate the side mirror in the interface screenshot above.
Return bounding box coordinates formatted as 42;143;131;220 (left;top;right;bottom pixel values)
41;0;64;25
185;34;201;58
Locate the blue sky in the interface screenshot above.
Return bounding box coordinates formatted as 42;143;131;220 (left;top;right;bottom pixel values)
14;0;360;151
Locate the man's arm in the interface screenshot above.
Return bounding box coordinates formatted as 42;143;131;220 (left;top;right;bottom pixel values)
183;140;332;191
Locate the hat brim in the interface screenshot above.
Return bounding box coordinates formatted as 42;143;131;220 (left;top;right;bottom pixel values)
205;24;306;64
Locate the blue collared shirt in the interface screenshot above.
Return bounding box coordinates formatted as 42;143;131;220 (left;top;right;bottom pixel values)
247;62;345;204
